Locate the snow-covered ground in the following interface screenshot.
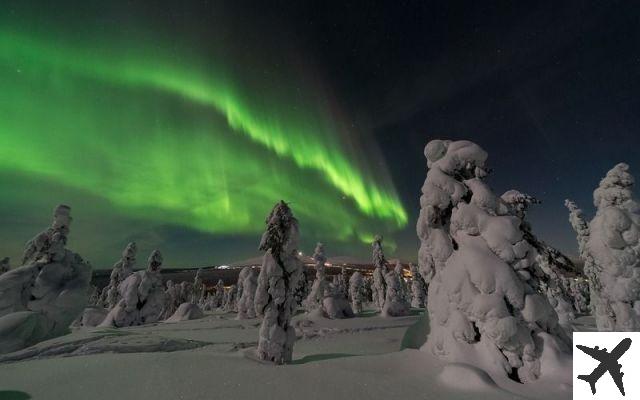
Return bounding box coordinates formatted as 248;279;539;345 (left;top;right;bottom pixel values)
0;307;582;400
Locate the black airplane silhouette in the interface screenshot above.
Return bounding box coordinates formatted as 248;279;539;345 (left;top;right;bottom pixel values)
577;338;631;396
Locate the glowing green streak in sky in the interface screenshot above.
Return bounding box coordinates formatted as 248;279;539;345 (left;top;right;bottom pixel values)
0;31;407;226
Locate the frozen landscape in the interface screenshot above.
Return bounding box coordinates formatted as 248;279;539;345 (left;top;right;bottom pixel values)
2;138;631;400
1;3;639;399
0;306;589;400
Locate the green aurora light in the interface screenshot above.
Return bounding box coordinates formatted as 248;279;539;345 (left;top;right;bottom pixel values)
0;22;406;265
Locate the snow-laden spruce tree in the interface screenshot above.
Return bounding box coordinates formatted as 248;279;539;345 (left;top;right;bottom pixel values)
254;201;304;364
0;205;92;354
382;262;410;317
0;257;9;275
100;242;137;309
102;274;119;309
569;278;590;314
212;279;225;308
88;285;100;306
160;280;180;320
409;263;427;308
223;284;238;312
338;266;349;298
567;163;640;331
565;199;590;260
236;267;250;306
417;140;570;383
394;262;409;303
501;190;578;324
178;281;192;304
237;268;258;319
293;267;310;307
332;275;340;289
371;235;387;311
363;276;373;303
322;281;354;319
303;242;328;313
100;250;166;327
191;268;205;304
200;293;213;311
349;271;365;314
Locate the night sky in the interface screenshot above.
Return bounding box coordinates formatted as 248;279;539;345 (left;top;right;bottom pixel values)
1;1;638;268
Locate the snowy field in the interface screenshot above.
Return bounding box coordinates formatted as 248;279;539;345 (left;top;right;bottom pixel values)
0;307;587;400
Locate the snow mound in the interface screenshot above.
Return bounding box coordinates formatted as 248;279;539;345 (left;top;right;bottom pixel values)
439;363;498;391
164;302;204;323
76;306;109;327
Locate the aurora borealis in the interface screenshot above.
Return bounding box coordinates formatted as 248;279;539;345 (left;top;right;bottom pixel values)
0;2;407;267
2;2;639;268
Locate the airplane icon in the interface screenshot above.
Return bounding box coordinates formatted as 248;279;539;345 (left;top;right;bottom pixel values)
576;337;631;396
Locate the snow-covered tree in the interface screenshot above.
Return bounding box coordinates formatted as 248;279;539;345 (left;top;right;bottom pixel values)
0;204;92;354
87;285;100;306
409;263;427;308
100;250;166;327
569;278;590;314
332;275;340;290
237;268;258;319
363;276;373;303
178;281;192;304
417;140;570;383
339;266;349;298
371;235;387;311
382;263;410;317
498;189;580;332
537;256;575;332
303;242;328;313
100;242;136;309
160;280;179;320
293;266;310;307
200;293;213;311
254;201;303;364
568;163;640;331
322;281;354;319
236;267;250;307
223;284;238;312
565;199;590;259
0;257;9;275
394;262;409;303
192;268;204;304
211;279;225;308
500;191;578;320
103;275;119;309
349;271;365;314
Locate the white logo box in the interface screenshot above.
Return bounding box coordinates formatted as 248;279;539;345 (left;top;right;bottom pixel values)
573;332;640;400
